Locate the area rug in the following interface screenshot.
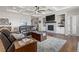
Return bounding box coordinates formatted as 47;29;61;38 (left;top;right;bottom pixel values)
37;36;67;52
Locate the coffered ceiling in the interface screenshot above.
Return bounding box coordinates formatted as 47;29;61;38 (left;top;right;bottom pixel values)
0;6;75;16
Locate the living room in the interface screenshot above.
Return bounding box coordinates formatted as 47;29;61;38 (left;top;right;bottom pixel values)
0;6;79;52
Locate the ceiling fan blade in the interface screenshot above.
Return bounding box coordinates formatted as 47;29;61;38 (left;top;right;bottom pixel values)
47;9;53;12
34;6;40;11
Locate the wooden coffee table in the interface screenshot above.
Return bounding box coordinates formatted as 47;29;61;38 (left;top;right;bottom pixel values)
31;31;47;42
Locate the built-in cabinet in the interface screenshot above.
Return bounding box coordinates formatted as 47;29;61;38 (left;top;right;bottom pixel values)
56;27;64;34
55;14;65;34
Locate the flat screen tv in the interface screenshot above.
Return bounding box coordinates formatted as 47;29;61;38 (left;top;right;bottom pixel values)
46;14;55;22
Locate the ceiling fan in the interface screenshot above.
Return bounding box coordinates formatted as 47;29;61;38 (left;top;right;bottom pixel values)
34;6;53;14
34;6;45;12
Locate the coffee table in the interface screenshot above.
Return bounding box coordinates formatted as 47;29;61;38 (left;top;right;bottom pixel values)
31;31;47;42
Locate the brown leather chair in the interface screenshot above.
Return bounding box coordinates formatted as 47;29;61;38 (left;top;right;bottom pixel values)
7;43;15;52
0;32;15;52
0;29;16;43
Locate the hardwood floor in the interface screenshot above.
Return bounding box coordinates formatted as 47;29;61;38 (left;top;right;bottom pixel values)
60;36;78;52
47;32;66;39
47;32;79;52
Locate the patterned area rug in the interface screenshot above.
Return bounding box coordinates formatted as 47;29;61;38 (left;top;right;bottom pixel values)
37;36;67;52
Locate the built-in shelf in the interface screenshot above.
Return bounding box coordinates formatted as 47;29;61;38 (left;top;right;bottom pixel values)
58;14;65;27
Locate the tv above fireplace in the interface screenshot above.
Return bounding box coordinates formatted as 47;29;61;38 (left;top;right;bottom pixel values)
46;14;55;22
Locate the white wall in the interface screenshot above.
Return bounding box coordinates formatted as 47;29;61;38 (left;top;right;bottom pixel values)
76;16;79;36
70;15;77;35
0;11;31;27
38;16;46;31
67;7;79;36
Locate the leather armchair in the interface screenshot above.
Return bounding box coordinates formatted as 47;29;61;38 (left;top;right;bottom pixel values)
0;29;16;43
0;32;15;52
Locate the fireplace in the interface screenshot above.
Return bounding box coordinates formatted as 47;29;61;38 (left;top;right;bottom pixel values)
48;25;54;31
46;23;56;33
